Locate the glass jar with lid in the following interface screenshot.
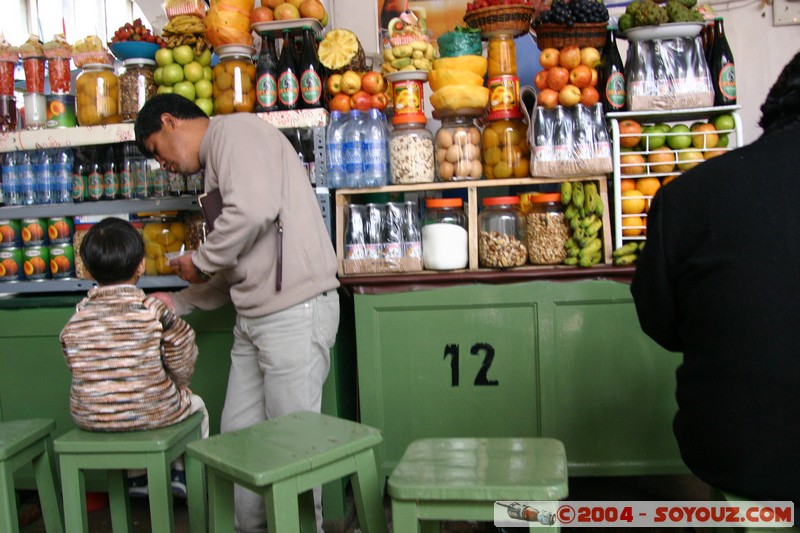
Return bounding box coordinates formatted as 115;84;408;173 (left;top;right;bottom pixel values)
421;197;468;270
212;44;257;115
142;213;186;276
76;63;121;126
479;196;527;268
526;192;570;265
434;115;483;181
486;31;521;122
119;58;156;122
482;119;530;179
389;116;435;184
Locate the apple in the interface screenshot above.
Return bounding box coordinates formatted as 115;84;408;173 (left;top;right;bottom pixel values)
619;119;642;148
717;133;729;148
370;91;389;111
183;61;204;83
157;85;174;94
534;70;549;91
647;147;676;174
196;49;212;67
558;84;581;107
579;86;600;107
195;79;213;99
641;125;666;150
173;45;194;66
173;80;196;101
154;67;164;85
568;65;593;89
329;92;351;113
252;6;274;22
579;46;600;68
350;90;372;112
203;66;213;82
195;98;213;116
590;68;598;87
667;124;692;150
677;150;705;171
546;66;570;91
620;153;646;175
155;48;174;67
712;113;735;132
274;2;300;20
340;70;361;95
161;63;185;86
559;45;581;69
539;48;560;69
537;88;559;109
360;71;386;95
691;123;719;149
326;73;342;95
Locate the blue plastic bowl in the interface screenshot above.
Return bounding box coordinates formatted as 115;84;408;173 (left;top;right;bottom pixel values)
109;41;160;61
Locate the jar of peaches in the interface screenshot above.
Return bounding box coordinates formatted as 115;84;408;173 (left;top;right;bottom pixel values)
213;44;256;115
481;119;530;179
76;63;121;126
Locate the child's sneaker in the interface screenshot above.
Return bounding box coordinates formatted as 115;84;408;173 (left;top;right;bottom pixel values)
126;474;148;498
171;468;187;499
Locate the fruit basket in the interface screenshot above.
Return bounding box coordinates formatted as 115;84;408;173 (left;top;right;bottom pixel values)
532;22;607;49
464;5;536;37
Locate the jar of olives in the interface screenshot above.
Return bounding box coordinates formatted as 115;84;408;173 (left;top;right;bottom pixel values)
213;44;256;115
76;63;121;126
481;119;530;179
434;115;482;181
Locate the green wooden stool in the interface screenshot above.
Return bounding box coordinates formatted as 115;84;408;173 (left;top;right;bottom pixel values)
186;410;388;533
53;411;206;533
388;438;568;533
0;418;64;533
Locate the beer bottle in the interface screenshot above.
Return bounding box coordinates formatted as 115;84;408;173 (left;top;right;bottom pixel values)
599;26;626;113
255;34;279;112
709;17;736;106
277;29;300;111
299;26;323;109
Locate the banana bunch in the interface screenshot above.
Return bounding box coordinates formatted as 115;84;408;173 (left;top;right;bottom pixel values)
382;41;435;73
162;14;211;55
562;181;606;268
612;241;646;265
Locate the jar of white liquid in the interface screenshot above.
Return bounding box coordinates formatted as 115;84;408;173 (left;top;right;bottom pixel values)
421;197;469;270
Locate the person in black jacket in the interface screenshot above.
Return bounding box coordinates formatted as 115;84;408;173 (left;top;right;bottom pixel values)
631;50;800;505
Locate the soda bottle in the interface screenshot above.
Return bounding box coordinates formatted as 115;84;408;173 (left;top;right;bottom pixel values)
710;17;736;106
1;152;20;206
343;110;365;188
71;149;86;203
35;149;53;204
103;145;119;200
362;108;389;187
600;26;625;113
19;151;35;206
126;143;148;199
52;148;73;203
402;200;422;260
325;110;348;189
382;201;404;259
277;29;300;111
255;34;279;113
345;204;367;260
87;147;103;201
365;203;383;259
299;26;323;109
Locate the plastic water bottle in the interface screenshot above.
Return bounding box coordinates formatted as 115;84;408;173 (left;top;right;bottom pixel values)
52;148;73;203
325;110;347;189
342;110;365;188
33;149;52;204
1;152;20;206
19;151;35;206
362;109;389;188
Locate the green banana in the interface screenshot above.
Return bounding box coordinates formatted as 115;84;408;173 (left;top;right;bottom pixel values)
564;256;579;266
570;215;582;231
613;242;640;258
565;238;579;251
560;181;573;206
578;237;603;259
585;219;603;237
614;253;638;265
638;241;646;252
579;252;602;267
567;246;580;258
584;182;598;212
581;214;598;228
564;203;580;220
594;193;604;216
573;226;586;244
572;182;584;209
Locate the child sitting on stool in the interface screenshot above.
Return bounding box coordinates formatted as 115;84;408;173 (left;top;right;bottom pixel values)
60;217;209;497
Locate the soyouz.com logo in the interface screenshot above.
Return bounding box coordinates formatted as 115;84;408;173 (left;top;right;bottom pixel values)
494;501;794;528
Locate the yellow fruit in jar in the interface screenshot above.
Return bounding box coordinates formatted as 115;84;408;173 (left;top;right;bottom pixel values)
215;70;233;91
215;91;235;114
144;257;158;276
245;63;256;81
483;147;501;166
484;164;495;179
155;254;175;275
513;157;530;178
166;241;184;253
238;71;254;93
145;241;166;258
143;223;166;242
493;161;513;179
234;89;255;112
169;222;185;242
482;127;500;149
501;144;522;165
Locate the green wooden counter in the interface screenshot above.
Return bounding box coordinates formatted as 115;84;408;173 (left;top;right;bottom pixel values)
343;271;686;480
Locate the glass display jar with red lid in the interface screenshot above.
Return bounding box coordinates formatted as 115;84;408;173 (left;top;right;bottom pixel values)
421;197;468;270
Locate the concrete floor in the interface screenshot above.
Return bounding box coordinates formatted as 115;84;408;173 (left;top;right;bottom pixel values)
18;474;710;532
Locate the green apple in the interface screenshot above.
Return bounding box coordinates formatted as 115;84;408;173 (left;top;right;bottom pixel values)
155;48;174;67
203;66;213;82
642;125;666;150
677;150;704;171
183;61;204;83
173;80;196;101
157;85;174;94
196;49;212;67
161;63;184;86
194;79;213;99
154;66;164;86
656;123;671;133
712;113;735;132
195;97;214;116
173;45;194;66
667;124;692;150
717;133;729;148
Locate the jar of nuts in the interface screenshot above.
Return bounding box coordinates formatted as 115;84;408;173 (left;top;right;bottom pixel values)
213;44;257;115
478;196;527;269
526;192;569;265
389;116;435;184
119;58;156;122
434;116;483;181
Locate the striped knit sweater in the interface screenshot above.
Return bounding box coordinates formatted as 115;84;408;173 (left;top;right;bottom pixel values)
60;285;198;431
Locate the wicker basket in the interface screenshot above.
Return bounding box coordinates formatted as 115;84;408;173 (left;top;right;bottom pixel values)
533;22;607;49
464;5;536;37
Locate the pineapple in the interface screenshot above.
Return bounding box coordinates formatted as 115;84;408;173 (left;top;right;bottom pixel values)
318;29;368;72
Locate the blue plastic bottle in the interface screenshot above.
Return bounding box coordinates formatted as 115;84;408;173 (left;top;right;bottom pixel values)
325;110;347;189
52;148;73;203
342;110;365;188
1;152;20;206
362;109;389;188
19;151;35;206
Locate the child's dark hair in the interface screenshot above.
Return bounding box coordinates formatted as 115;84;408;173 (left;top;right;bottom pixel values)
80;218;144;285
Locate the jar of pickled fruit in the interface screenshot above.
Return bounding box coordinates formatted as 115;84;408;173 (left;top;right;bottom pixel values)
142;213;186;276
434;115;482;181
487;31;521;121
76;63;121;126
482;119;530;179
213;44;256;115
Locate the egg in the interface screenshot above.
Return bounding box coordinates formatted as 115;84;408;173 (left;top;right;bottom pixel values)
468;127;481;146
436;129;454;149
438;161;455;181
454;159;472;177
469;160;483;179
445;144;461;164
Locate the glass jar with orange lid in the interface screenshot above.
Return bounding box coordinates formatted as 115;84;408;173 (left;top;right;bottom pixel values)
486;31;521;122
479;196;527;268
213;44;256;115
526;192;570;265
422;197;468;270
482;119;530;179
76;63;121;126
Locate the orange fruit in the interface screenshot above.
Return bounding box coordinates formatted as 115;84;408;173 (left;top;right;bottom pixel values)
329;93;351;113
2;258;17;275
621;189;646;214
622;216;645;237
635;177;661;197
662;174;679;186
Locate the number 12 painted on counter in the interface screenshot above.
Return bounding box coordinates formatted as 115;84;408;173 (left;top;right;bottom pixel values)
443;343;499;387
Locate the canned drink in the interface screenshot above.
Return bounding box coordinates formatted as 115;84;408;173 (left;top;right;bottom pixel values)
49;243;75;279
0;247;22;281
46;216;74;244
22;246;49;280
45;94;77;128
0;219;21;248
20;218;47;246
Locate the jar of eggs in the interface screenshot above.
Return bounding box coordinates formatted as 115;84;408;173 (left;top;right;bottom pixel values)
212;44;256;115
76;63;121;126
434;116;483;181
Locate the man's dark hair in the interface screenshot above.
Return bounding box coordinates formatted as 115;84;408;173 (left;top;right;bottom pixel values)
759;50;800;135
134;94;207;157
80;218;145;285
